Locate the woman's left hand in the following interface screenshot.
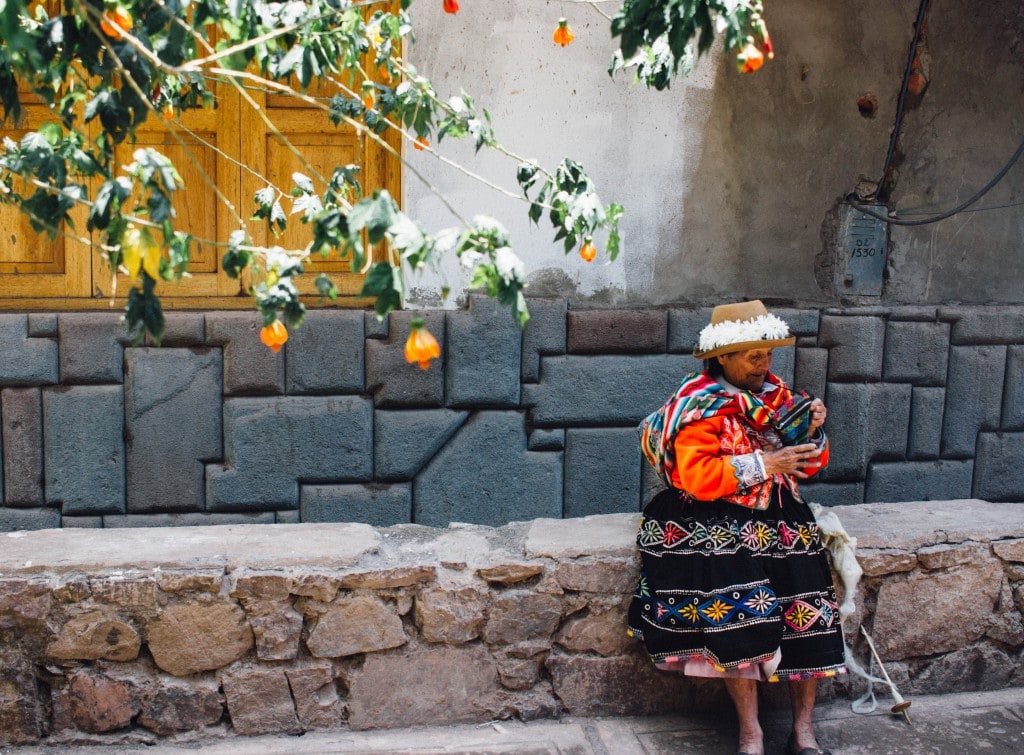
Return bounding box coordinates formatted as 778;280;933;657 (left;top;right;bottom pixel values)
809;398;827;432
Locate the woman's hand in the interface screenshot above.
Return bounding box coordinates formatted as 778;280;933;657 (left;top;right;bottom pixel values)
761;443;822;479
809;398;827;432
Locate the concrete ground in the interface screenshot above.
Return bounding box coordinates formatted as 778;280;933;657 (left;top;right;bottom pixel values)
7;687;1024;754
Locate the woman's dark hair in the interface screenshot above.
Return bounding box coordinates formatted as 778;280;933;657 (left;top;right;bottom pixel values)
704;358;723;377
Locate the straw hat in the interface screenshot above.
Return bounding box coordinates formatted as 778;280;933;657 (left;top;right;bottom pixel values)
691;300;795;360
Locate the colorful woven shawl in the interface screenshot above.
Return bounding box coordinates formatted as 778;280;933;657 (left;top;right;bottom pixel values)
638;370;787;488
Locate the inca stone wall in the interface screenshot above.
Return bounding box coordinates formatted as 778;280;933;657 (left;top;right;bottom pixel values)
2;500;1023;745
1;299;1023;532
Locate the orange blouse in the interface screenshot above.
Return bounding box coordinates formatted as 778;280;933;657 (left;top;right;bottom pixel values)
669;414;829;509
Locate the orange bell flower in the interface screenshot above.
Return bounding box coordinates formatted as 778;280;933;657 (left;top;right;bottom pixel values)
405;319;440;370
579;238;596;262
361;83;375;111
414;136;430;151
443;0;459;14
553;18;575;47
260;320;288;352
100;6;133;40
737;42;765;73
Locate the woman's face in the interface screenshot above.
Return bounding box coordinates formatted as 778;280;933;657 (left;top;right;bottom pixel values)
717;348;773;391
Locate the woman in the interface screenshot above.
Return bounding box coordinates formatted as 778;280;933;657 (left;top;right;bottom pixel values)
629;300;845;755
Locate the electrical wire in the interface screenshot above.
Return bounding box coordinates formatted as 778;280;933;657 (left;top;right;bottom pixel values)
851;136;1024;226
878;0;932;194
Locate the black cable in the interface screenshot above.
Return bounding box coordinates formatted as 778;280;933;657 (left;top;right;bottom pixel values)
878;0;932;195
851;135;1024;226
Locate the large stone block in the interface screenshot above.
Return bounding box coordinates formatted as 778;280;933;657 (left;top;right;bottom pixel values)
207;396;373;510
446;296;521;407
300;483;412;527
57;313;127;384
374;409;467;480
2;388;43;506
125;348;222;512
797;481;864;506
0;315;58;385
67;672;138;733
567;310;666;354
883;320;950;385
43;386;125;515
865;460;973;503
794;348;828;400
153;312;205;346
942;345;1006;457
147;602;254;676
482;591;562;645
0;651;43;744
286;665;344;729
872;559;1002;659
521;297;567;382
909;642;1015;695
908;387;945;459
546;651;722;716
103;512;275;527
1002;346;1024;430
564;428;641;518
365;310;445;407
523;354;695;426
974;432;1024;501
773;308;821;338
306;596;407;658
221;666;301;736
46;610;140;662
205;311;284;395
820;315;885;381
137;679;223;736
345;643;502;730
771;344;795;387
820;383;911;480
413;412;562;527
414;585;488;644
285;310;364;394
667;308;712;353
940;305;1024;345
1;508;58;535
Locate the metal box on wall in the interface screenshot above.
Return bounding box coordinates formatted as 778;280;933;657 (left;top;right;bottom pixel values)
837;203;888;296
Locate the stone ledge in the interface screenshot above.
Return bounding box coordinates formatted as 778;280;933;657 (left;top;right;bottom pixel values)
3;499;1024;745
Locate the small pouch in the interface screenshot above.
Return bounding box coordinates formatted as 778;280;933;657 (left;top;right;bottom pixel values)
774;391;815;446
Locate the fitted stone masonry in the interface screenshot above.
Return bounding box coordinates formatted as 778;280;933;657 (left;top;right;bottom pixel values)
2;500;1024;745
2;300;1024;531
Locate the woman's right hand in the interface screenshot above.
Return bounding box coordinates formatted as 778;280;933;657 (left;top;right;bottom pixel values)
761;443;822;478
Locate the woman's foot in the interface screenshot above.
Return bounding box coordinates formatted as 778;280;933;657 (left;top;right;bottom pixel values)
787;730;830;755
736;727;764;755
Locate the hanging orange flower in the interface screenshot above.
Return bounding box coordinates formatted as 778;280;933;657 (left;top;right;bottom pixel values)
737;42;765;73
443;0;459;14
755;18;774;60
553;18;575;47
361;82;376;111
100;6;133;39
579;238;596;262
260;320;288;352
414;136;430;151
405;318;440;370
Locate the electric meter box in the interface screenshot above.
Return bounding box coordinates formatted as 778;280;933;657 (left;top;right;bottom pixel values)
837;203;888;296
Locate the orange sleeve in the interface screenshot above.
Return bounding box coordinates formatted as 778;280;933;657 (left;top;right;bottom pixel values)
669;417;747;501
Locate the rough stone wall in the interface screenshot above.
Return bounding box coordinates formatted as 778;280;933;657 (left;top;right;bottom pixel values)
1;500;1023;746
1;300;1023;532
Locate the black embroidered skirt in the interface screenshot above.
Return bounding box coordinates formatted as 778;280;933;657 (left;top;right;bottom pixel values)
627;486;846;681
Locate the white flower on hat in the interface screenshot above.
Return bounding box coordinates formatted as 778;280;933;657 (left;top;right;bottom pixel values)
697;313;791;353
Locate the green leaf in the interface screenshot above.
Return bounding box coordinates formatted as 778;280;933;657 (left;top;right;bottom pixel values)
348;190;398;244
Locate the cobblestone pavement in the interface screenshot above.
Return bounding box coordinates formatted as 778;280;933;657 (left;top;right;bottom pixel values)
6;687;1024;754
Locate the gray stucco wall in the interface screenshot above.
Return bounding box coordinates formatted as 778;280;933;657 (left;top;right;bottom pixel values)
405;0;1024;309
1;300;1022;532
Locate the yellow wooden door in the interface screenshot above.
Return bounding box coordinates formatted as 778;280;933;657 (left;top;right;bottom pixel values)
0;1;401;311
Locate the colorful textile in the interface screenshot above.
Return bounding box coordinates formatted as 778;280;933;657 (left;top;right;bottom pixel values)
629;369;846;681
628;486;847;679
638;370;789;489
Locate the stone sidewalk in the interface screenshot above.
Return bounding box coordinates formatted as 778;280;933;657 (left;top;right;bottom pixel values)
7;687;1024;754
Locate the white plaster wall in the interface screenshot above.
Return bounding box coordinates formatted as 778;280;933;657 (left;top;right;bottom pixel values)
402;0;718;308
402;0;1024;309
